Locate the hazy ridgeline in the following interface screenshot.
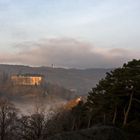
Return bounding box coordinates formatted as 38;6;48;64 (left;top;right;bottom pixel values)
0;65;109;113
0;64;109;113
0;64;111;95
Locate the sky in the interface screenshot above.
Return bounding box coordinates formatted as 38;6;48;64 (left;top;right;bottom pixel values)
0;0;140;68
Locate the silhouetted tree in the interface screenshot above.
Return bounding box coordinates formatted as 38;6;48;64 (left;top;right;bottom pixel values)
0;98;18;140
86;59;140;128
17;113;47;140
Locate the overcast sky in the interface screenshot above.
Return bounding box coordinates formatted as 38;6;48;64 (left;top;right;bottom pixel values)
0;0;140;68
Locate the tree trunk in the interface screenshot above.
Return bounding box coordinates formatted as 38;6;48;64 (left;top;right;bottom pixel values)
103;113;106;125
112;107;117;125
71;118;76;131
1;109;5;140
123;93;133;127
87;115;91;128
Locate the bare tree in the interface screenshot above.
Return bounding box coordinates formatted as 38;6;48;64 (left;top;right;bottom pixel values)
18;113;48;140
17;97;48;140
33;96;46;115
0;98;18;140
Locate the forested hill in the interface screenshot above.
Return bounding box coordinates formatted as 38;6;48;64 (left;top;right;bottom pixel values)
0;64;112;95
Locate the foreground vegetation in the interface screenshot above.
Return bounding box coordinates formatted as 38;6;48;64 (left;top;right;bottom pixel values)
71;59;140;139
0;59;139;140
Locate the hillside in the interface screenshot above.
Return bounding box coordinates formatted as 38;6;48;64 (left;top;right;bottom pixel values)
0;64;112;95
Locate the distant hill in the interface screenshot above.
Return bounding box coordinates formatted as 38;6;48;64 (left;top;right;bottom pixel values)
0;64;112;95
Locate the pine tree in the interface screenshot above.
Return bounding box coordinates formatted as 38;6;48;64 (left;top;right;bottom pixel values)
86;59;140;128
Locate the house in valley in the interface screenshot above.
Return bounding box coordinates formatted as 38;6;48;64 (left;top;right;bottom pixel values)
11;74;44;86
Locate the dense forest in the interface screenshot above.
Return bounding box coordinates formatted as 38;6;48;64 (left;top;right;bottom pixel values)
0;59;139;140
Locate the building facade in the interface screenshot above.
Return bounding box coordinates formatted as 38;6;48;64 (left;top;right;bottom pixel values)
11;74;44;86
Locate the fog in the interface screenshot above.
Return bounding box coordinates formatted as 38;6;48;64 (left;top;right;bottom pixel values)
13;97;67;115
0;38;139;68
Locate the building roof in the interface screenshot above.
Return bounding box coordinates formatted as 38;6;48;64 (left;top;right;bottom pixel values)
12;73;44;77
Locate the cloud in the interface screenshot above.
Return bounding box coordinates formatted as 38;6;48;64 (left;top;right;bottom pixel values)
0;38;139;68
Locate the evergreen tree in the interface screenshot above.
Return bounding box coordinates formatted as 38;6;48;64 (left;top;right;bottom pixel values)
86;59;140;128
